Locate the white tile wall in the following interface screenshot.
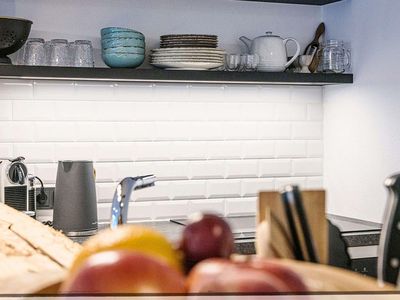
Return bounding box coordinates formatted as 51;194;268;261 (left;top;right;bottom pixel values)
0;79;324;221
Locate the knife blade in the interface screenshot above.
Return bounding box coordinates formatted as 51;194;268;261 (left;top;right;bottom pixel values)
378;174;400;285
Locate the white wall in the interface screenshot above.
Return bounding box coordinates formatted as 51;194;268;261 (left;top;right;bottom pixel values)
0;0;324;222
323;0;400;223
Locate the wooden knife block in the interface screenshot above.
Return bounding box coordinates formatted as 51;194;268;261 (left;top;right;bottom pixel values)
257;190;328;264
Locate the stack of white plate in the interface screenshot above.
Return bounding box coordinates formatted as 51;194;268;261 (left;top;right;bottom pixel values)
150;47;226;70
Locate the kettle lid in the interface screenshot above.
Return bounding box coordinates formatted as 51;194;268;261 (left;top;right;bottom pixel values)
264;31;280;38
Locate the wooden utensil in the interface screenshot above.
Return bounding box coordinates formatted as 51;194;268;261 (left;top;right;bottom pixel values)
304;23;325;73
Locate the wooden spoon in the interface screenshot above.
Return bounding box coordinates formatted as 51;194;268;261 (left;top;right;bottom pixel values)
304;23;325;73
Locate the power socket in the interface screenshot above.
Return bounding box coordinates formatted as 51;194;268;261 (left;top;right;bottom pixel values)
36;187;55;210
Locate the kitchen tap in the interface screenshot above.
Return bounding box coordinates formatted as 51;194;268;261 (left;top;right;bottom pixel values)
110;175;156;229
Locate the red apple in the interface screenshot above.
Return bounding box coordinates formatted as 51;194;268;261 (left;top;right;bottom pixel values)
61;250;186;294
187;257;308;294
179;213;234;271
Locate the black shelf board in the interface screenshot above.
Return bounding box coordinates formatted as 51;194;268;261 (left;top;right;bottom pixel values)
239;0;342;5
0;65;353;86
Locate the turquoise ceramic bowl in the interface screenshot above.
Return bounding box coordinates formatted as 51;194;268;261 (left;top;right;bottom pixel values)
102;37;145;49
102;46;145;55
101;27;143;36
102;52;144;68
102;31;144;40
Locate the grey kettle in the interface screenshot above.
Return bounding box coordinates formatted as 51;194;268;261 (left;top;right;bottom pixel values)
53;160;98;236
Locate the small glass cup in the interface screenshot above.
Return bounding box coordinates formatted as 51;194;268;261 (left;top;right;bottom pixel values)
23;38;46;66
71;40;94;68
48;39;70;67
240;54;259;72
225;54;241;71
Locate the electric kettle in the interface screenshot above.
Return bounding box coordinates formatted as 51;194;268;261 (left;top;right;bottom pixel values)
53;160;98;236
240;32;300;72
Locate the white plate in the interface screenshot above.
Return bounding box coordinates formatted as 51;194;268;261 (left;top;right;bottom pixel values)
151;61;223;69
151;55;224;60
152;47;226;53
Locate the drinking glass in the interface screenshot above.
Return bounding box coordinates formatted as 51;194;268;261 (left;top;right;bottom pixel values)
23;38;46;66
320;40;351;73
48;39;70;67
225;54;241;71
240;54;259;71
71;40;94;68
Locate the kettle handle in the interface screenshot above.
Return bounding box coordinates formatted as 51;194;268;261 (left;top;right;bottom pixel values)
283;38;301;68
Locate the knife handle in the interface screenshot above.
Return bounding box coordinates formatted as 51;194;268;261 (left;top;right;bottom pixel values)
378;174;400;284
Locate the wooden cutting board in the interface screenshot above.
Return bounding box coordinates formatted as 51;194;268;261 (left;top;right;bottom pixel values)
0;203;81;294
258;190;327;264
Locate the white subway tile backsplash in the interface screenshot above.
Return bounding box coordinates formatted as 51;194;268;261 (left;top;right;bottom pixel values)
275;177;307;190
0;143;13;157
190;161;225;179
0;79;323;220
54;142;96;160
225;197;257;216
207;179;241;198
292;122;323;139
187;199;225;215
242;141;275;159
114;83;154;101
207;141;242;160
170;102;207;121
14;143;55;163
241;103;275;121
34;122;76;142
136;181;171;201
55;101;98;121
241;178;275;197
34;163;57;184
307;103;323;121
258;122;291;140
189;84;224;102
225;160;258;179
76;122;115;142
207;103;243;121
171;180;206;200
74;82;115;101
275;141;307;158
276;103;307;121
170;141;207;160
114;122;155;142
33;81;75;100
306;176;324;189
307;140;323;157
152;200;188;220
133;142;172;161
292;158;323;176
0;101;12;120
95;142;134;161
222;122;259;140
13;101;55;121
0;122;34;142
259;159;292;177
259;86;291;102
0;80;33;100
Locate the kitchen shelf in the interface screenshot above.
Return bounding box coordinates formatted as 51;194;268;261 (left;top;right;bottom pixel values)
239;0;343;5
0;65;353;86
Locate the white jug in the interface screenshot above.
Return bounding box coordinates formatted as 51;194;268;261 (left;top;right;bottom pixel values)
240;32;300;72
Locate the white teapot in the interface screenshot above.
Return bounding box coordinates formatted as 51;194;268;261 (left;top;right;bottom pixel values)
240;32;300;72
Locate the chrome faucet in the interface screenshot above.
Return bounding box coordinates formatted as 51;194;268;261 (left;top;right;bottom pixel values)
110;175;156;229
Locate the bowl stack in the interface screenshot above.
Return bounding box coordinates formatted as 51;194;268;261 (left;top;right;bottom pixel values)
101;27;145;68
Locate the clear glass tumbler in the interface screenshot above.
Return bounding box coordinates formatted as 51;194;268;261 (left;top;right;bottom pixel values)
48;39;70;67
71;40;94;68
225;54;241;71
240;54;259;72
320;40;351;73
23;38;46;66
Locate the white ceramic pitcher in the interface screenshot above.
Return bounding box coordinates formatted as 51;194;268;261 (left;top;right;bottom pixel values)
240;32;300;72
